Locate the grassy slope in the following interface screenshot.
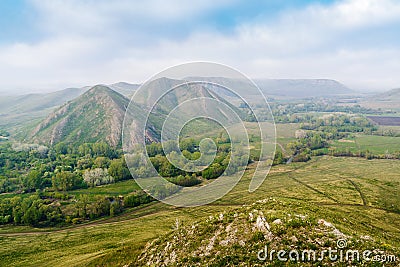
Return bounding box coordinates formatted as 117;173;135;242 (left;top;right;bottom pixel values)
30;85;130;146
0;156;399;266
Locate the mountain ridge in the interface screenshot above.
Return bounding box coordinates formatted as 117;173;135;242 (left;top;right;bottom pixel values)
372;88;400;101
30;85;130;147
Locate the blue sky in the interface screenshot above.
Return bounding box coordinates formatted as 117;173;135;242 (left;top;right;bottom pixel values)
0;0;399;93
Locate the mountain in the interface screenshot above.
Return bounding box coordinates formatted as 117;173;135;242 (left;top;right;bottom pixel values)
138;77;250;117
108;82;140;98
0;78;353;137
256;79;353;98
0;82;138;117
0;87;87;136
138;198;391;266
0;87;85;115
186;77;354;99
359;88;400;110
0;83;140;137
372;88;400;101
131;77;252;140
30;85;132;147
29;77;253;147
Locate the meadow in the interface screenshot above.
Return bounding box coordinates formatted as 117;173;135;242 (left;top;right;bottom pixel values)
332;134;400;155
1;156;399;266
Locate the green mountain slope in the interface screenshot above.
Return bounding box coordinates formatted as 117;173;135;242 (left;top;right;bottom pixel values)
108;82;140;98
0;87;85;115
30;85;131;147
186;77;354;100
139;198;399;266
0;87;87;136
133;77;252;140
29;78;254;147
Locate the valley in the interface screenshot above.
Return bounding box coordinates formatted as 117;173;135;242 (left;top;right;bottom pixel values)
0;77;399;266
0;157;399;266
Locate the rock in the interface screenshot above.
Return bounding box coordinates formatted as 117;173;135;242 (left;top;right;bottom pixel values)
295;214;307;220
360;235;373;241
272;219;282;225
255;216;270;232
318;219;333;228
249;212;254;221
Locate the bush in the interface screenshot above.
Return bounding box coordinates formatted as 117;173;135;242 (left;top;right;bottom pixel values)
124;191;153;208
202;163;225;179
168;174;201;187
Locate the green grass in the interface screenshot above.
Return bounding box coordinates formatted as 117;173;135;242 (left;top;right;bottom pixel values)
332;134;400;154
0;156;399;266
275;123;300;138
68;179;141;197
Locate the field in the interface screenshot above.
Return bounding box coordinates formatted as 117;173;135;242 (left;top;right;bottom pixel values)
332;134;400;154
367;116;400;126
378;125;400;135
1;156;399;266
359;99;400;111
68;179;141;197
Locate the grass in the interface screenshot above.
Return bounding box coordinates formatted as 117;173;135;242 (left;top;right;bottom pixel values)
275;123;300;138
378;125;400;134
332;134;400;154
68;179;141;197
0;156;399;266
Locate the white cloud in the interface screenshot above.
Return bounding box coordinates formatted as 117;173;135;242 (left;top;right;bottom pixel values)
314;0;400;29
0;0;399;93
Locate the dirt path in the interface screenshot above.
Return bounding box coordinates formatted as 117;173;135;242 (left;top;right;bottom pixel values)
287;172;339;203
347;179;368;206
276;142;287;154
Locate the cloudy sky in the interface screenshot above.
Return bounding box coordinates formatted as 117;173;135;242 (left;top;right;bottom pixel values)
0;0;399;94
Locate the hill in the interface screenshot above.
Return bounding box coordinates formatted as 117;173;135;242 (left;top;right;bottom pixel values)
186;77;354;100
372;88;400;101
108;82;140;98
139;198;396;266
29;78;245;147
0;83;139;137
128;77;253;141
0;82;138;117
30;85;131;147
0;87;85;115
1;157;399;266
0;87;87;137
137;77;245;115
360;88;400;110
256;79;353;98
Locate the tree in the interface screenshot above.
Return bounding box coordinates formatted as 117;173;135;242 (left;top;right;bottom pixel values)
94;157;110;168
53;171;82;191
108;159;131;181
202;163;225;179
54;142;68;155
109;199;122;217
91;196;111;218
273;150;284;165
179;138;196;152
76;194;90;218
24;170;42;191
83;168;114;187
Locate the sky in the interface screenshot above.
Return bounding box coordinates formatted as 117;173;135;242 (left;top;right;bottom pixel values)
0;0;399;94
